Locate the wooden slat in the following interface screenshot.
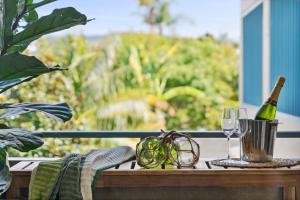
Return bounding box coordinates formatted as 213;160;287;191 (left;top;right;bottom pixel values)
9;157;59;167
290;165;300;169
118;161;134;170
201;158;226;169
290;162;300;169
194;161;209;169
103;162;300;176
133;161;141;170
111;164;120;170
10;161;32;171
9;157;58;162
24;161;40;171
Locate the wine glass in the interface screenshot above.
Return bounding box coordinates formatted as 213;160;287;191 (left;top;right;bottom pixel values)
234;108;248;162
221;108;235;160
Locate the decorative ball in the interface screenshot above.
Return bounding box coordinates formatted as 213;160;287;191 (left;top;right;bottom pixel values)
136;136;167;169
168;133;200;167
136;130;200;168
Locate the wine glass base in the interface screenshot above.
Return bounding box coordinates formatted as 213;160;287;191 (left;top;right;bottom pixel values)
222;158;249;165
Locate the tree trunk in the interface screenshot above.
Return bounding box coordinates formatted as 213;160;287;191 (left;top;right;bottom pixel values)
158;24;163;35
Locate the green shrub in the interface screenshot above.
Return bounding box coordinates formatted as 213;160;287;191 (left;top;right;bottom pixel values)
4;33;238;156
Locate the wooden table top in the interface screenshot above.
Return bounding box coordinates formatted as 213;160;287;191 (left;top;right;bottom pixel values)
9;158;300;175
7;158;300;200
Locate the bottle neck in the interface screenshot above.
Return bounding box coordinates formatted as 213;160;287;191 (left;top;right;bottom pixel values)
266;98;277;106
267;76;285;105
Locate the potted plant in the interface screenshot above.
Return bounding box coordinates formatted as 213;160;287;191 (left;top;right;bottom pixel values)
0;0;89;194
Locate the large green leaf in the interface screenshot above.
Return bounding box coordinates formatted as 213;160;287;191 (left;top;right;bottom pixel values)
0;53;65;93
26;0;57;11
162;86;207;100
0;102;72;122
0;128;43;152
0;0;19;53
0;148;10;195
7;7;89;53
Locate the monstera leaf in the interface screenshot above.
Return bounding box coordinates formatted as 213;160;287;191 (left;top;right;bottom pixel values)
0;102;72;122
7;7;89;53
0;53;66;93
0;148;11;195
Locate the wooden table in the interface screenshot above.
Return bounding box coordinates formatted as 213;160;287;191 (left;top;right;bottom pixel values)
6;158;300;200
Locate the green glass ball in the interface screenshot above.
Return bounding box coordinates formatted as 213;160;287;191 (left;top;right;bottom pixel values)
136;136;167;168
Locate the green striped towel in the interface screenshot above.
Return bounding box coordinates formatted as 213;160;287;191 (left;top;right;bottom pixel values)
80;147;136;200
29;154;78;200
29;146;135;200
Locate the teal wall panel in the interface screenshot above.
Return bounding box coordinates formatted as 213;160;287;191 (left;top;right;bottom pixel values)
270;0;300;117
243;4;263;106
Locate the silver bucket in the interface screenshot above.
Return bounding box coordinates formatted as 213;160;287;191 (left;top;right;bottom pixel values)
241;119;278;162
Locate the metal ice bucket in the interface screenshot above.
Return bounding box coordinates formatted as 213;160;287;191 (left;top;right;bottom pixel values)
242;119;278;162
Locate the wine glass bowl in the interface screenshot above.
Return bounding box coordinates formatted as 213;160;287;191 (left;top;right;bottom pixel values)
221;108;236;160
235;108;248;137
234;108;248;162
237;119;249;136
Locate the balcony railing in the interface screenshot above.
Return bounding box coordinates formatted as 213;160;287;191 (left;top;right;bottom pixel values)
32;130;300;139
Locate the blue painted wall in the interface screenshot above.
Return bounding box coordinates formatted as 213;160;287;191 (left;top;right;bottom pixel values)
270;0;300;117
243;4;263;106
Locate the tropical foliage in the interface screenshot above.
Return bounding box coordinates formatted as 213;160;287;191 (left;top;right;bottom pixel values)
0;0;88;194
3;33;238;157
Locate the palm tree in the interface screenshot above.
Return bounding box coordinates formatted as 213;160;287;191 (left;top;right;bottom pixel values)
138;0;178;35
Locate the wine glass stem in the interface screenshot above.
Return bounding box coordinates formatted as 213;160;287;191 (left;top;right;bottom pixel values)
240;137;242;162
227;136;230;160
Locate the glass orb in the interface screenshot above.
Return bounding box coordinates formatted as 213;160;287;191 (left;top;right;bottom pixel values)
168;134;200;167
136;136;167;168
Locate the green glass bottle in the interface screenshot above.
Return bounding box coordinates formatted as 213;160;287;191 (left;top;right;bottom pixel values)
255;76;285;120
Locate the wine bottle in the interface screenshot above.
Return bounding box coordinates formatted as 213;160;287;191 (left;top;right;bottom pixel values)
254;76;285;120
